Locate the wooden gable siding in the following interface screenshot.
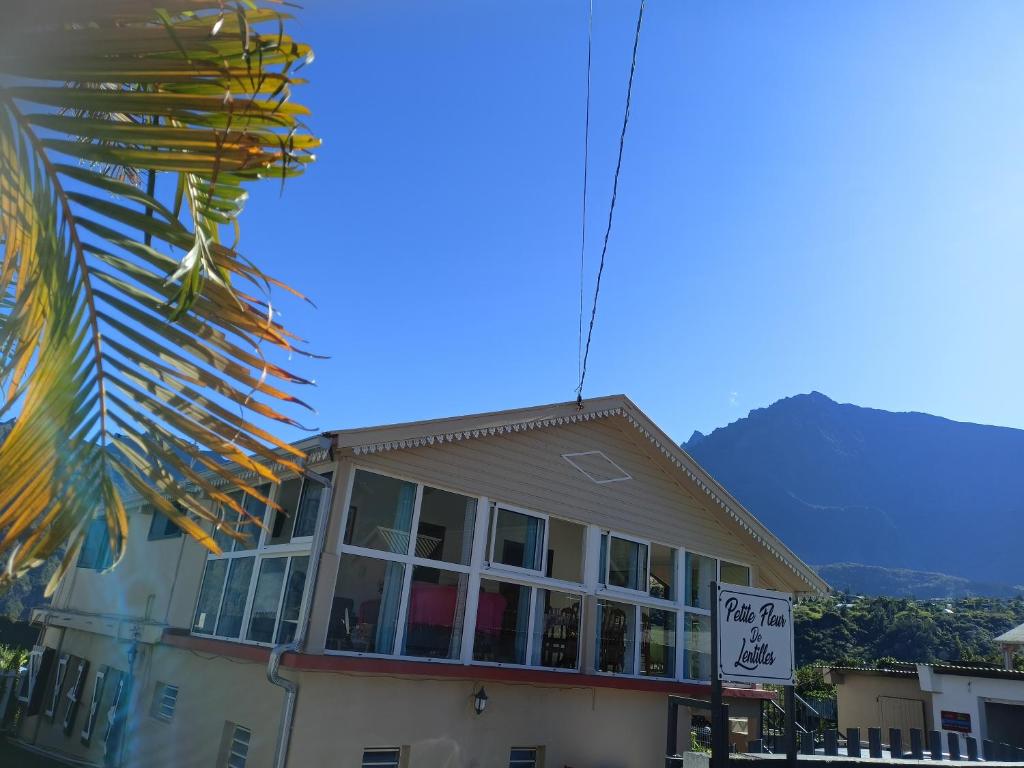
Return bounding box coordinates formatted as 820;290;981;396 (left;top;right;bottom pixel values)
353;414;761;569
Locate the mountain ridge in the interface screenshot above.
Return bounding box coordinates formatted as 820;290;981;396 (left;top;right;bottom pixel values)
683;392;1023;590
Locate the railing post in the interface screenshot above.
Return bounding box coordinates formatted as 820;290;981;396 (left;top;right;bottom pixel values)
824;729;838;756
965;736;978;761
889;729;903;759
982;739;995;761
785;685;798;767
869;728;882;758
801;732;815;755
910;728;924;760
929;730;943;760
666;696;678;765
947;732;961;761
847;727;861;758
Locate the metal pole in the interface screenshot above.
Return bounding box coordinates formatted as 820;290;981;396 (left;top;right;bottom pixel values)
710;581;724;768
785;684;797;767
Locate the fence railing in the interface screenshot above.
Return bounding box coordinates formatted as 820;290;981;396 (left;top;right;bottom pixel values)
0;669;21;732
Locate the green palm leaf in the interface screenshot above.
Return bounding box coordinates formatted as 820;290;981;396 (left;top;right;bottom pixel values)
0;0;320;589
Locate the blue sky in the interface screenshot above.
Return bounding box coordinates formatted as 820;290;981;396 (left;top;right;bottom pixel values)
239;1;1024;443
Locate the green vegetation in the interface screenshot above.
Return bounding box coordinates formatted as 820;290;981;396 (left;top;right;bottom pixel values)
0;643;27;672
793;595;1024;695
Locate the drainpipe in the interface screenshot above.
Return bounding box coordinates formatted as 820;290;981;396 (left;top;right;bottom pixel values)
268;450;335;768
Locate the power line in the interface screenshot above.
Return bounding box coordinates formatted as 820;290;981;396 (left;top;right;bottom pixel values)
577;0;593;387
576;0;646;407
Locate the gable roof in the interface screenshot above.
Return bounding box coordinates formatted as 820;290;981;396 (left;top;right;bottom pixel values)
995;621;1024;645
332;394;829;595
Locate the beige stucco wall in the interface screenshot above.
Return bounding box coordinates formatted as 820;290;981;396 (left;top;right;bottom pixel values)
834;673;933;738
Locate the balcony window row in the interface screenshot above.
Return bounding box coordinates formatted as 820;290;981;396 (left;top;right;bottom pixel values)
320;469;752;682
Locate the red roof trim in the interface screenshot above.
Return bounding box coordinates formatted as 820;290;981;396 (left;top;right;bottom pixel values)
161;631;774;700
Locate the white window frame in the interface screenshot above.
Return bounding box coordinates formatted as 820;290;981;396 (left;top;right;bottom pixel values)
62;659;87;734
321;467;761;686
190;468;333;647
151;682;178;723
45;653;69;720
81;666;106;744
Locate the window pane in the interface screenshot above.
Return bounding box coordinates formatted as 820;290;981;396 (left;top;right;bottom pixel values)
212;491;244;552
416;486;476;565
192;560;228;634
686;553;717;609
598;533;608;586
275;556;309;644
345;471;418;554
530;590;581;670
720;560;750;586
246;558;287;643
362;750;401;767
509;748;538;767
292;473;332;539
269;478;301;546
641;607;676;678
235;485;269;551
649;543;675;600
326;554;404;654
147;506;182;541
215;557;255;638
473;579;530;664
78;517;109;569
546;518;585;582
402;567;469;659
597;600;636;673
685;613;711;681
608;537;647;591
492;508;544;571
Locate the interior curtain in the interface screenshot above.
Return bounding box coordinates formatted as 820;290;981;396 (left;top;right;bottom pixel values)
375;484;416;651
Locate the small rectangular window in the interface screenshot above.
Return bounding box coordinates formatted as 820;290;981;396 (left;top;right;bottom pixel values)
362;748;401;767
223;724;251;768
491;507;544;571
649;543;675;600
720;560;751;586
640;607;676;678
596;599;636;674
509;747;539;768
546;518;585;582
684;613;711;681
326;554;404;653
345;470;418;554
473;578;530;665
685;552;717;609
147;505;183;541
607;536;647;591
416;485;476;565
77;517;116;570
151;682;178;722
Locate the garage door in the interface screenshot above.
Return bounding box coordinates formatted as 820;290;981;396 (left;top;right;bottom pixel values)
985;702;1024;748
879;696;926;741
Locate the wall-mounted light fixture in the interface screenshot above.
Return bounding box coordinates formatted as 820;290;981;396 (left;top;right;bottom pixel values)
473;686;488;715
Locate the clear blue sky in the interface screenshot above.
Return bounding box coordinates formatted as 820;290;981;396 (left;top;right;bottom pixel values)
239;0;1024;443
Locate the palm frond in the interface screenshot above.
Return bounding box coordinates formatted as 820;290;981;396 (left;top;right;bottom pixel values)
0;0;320;589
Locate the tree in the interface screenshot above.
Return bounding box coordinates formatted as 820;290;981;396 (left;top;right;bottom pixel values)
0;1;319;590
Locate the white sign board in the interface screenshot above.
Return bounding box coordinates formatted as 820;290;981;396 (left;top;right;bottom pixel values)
716;583;795;685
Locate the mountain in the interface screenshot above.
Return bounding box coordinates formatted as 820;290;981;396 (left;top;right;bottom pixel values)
815;563;1022;599
684;393;1024;590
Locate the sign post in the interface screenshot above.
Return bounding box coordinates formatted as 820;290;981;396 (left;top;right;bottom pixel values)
713;582;797;767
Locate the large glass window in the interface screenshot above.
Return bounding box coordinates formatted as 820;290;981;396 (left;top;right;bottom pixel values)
530;589;581;670
193;560;228;635
326;554;405;654
212;486;269;552
215;557;254;638
686;553;717;609
641;607;676;678
596;600;636;673
416;487;476;565
402;567;469;659
546;518;585;582
473;579;531;664
607;536;647;591
649;543;675;600
270;473;332;544
246;558;287;643
491;508;545;571
684;613;711;681
276;556;309;644
720;560;750;586
345;471;418;554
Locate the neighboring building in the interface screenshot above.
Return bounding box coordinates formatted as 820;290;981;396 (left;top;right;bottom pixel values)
18;396;826;767
824;662;1024;752
994;621;1024;670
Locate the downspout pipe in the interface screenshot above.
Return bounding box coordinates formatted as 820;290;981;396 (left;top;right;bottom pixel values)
268;458;335;768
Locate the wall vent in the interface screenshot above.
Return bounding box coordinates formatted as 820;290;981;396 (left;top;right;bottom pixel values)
562;451;632;484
